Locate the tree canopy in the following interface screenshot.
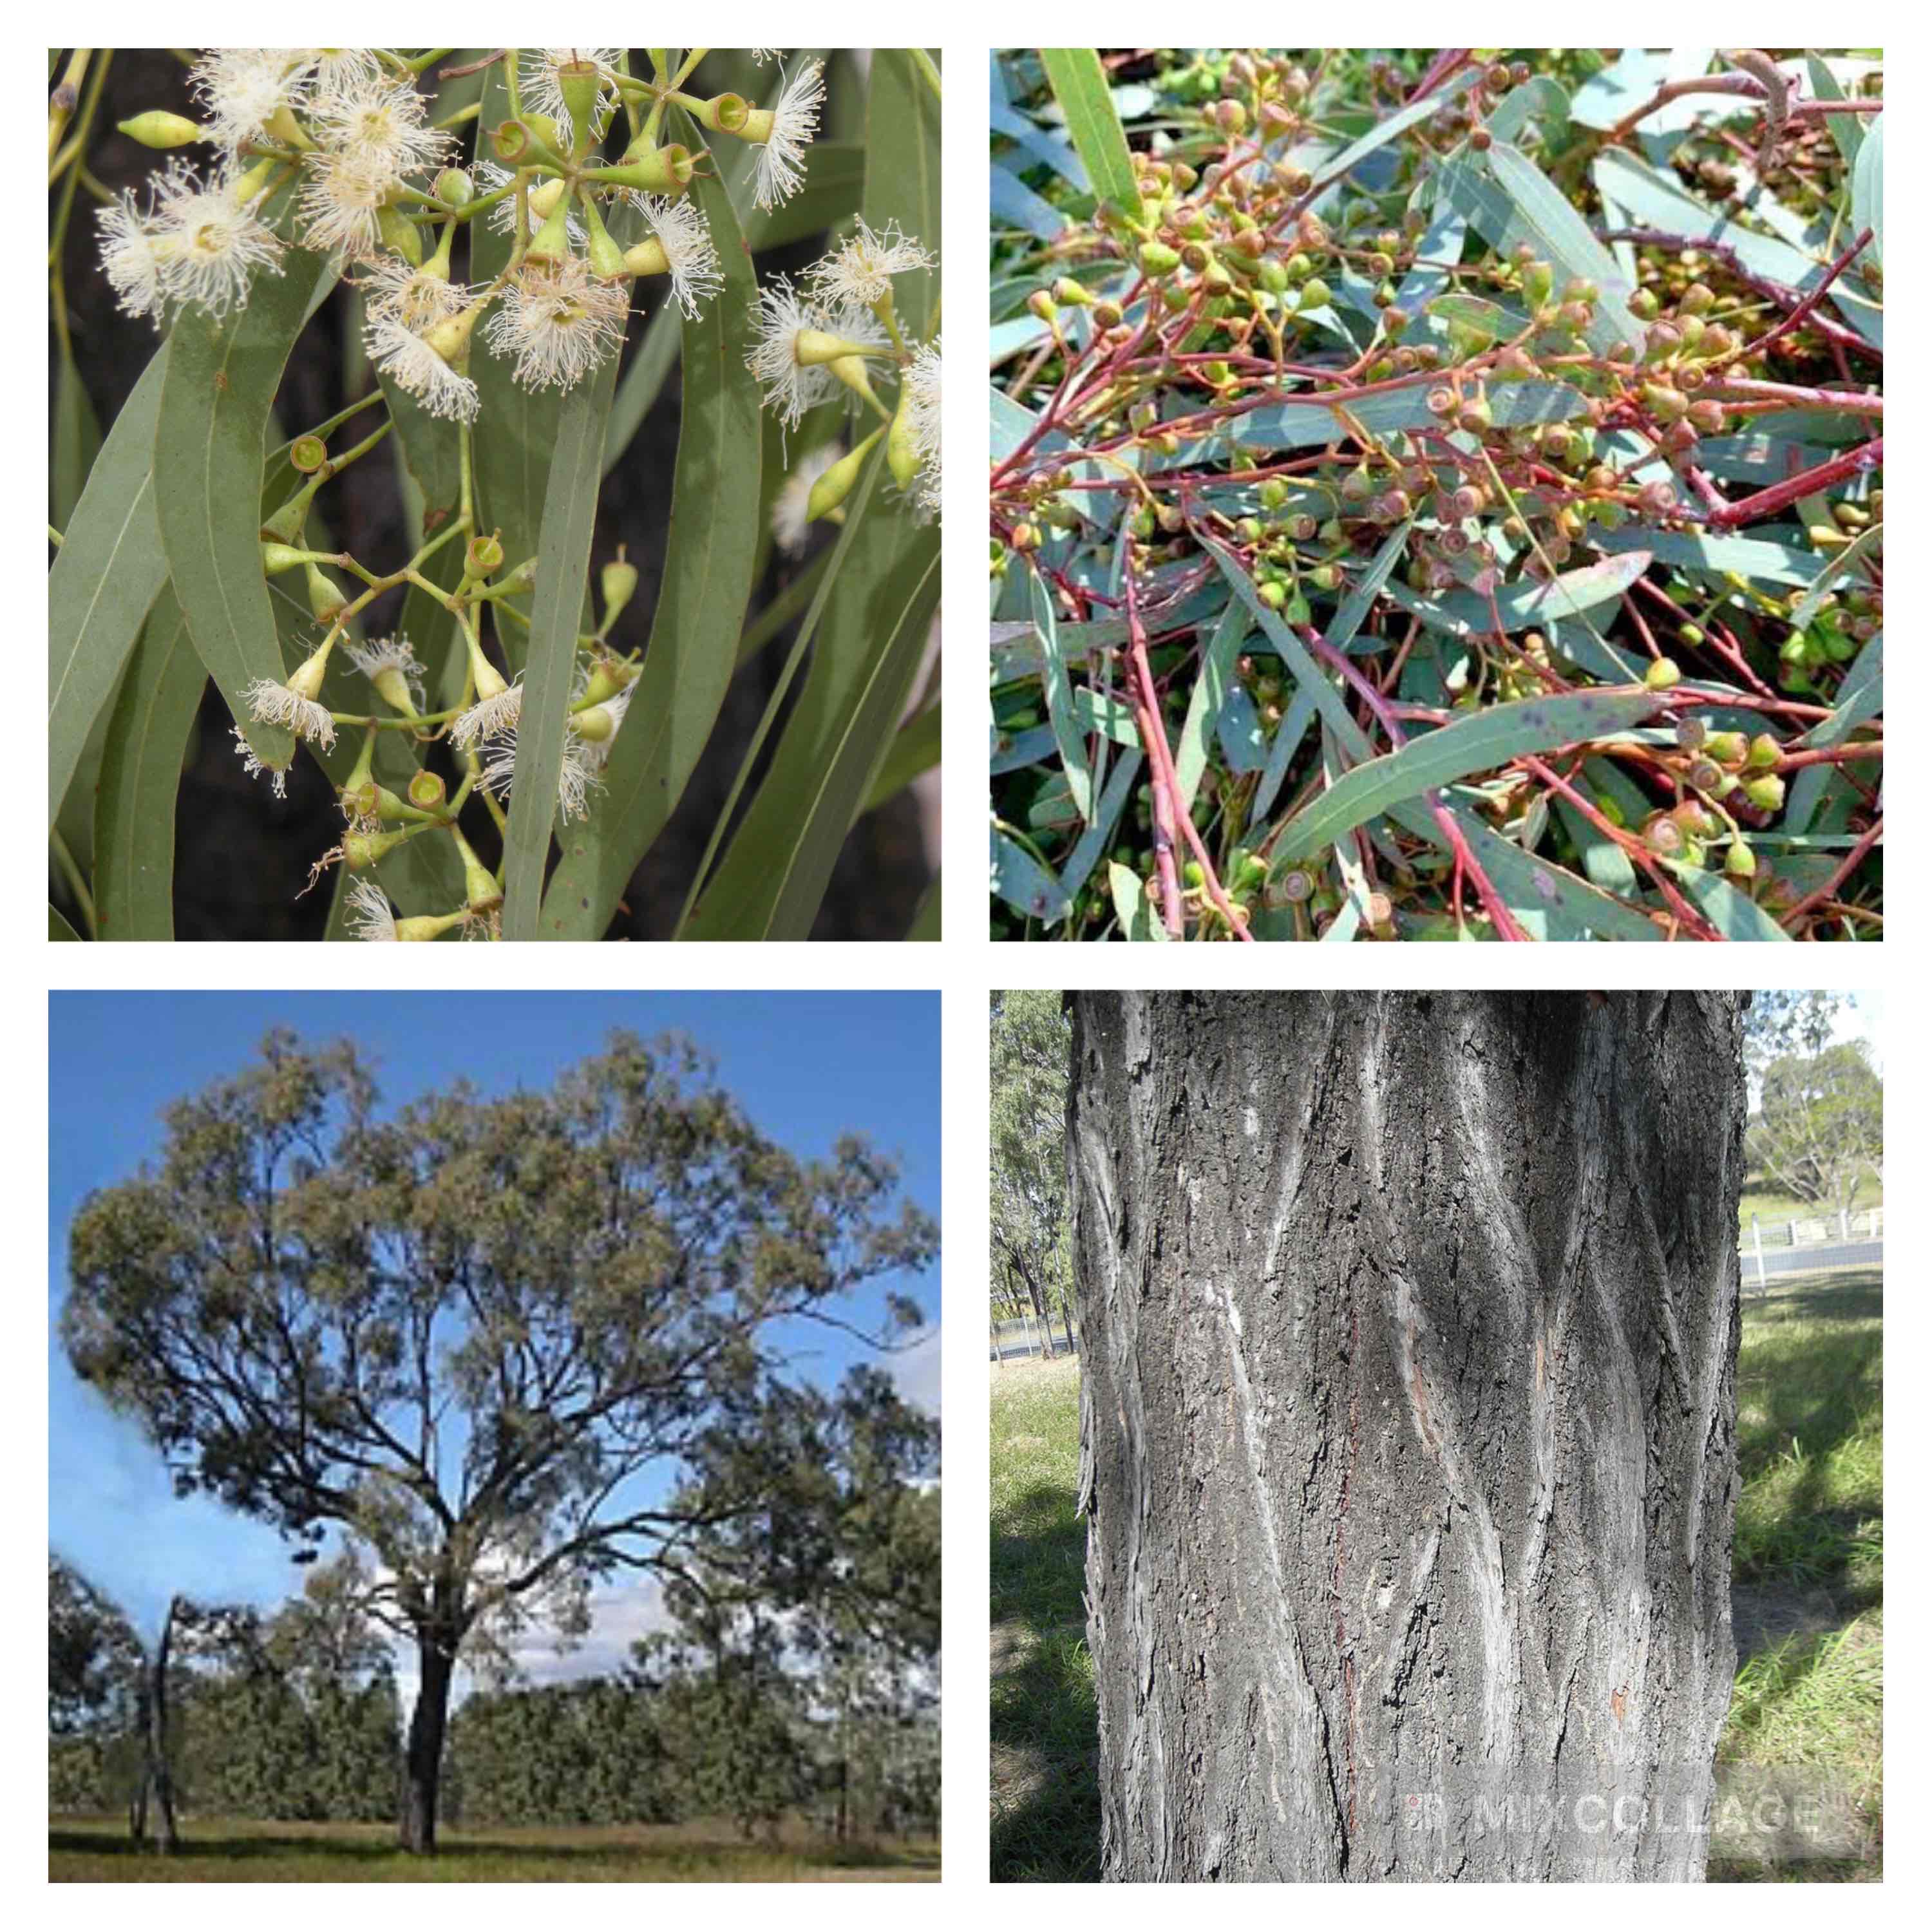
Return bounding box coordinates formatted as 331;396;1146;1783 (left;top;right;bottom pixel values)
1743;993;1882;1216
989;992;1072;1338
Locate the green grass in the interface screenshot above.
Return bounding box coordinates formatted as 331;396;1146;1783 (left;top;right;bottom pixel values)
1738;1180;1880;1236
48;1813;940;1882
989;1354;1097;1882
992;1277;1882;1884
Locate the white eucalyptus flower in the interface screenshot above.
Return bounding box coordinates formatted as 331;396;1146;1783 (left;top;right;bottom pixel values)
98;160;286;324
189;48;307;153
300;73;451;257
484;254;629;393
343;635;427;711
752;59;824;211
627;193;723;320
808;220;934;308
904;338;942;516
361;261;482;420
745;276;887;430
451;681;525;746
244;676;337;750
230;725;289;799
772;445;843;554
345;875;399;941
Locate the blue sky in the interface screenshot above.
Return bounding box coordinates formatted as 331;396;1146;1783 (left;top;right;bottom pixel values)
48;990;941;1675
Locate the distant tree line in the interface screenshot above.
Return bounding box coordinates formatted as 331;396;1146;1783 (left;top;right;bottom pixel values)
50;1524;940;1844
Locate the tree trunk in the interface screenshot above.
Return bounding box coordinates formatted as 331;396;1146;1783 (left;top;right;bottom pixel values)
399;1626;457;1853
136;1596;180;1853
1067;992;1745;1882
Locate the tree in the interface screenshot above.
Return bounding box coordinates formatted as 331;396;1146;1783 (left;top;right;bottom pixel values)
990;992;1074;1353
62;1028;936;1853
49;1556;144;1739
1742;994;1881;1220
1066;992;1747;1882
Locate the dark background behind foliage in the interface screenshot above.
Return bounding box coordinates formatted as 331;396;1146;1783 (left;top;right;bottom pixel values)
51;50;932;939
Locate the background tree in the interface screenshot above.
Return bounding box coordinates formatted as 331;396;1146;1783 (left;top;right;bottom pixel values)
49;1556;144;1739
48;1558;145;1815
990;991;1074;1353
1742;993;1881;1219
62;1028;936;1853
1067;991;1747;1881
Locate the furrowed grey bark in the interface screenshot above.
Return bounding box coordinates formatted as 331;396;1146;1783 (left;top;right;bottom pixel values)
1067;992;1745;1882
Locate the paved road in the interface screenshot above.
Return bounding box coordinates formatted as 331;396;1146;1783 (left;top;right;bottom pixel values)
1746;1238;1881;1282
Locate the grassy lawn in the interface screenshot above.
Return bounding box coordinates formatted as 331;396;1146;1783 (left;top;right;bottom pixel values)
1739;1180;1880;1235
48;1813;940;1881
990;1274;1882;1883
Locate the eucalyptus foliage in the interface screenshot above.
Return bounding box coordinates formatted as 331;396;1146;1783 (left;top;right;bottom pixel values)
990;49;1881;940
49;48;942;941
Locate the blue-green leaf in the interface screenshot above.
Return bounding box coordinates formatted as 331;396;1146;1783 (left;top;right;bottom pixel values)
1269;690;1660;862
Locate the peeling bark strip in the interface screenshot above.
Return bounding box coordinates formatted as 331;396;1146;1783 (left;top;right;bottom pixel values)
1067;992;1746;1882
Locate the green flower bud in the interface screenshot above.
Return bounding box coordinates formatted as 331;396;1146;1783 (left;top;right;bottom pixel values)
118;111;201;149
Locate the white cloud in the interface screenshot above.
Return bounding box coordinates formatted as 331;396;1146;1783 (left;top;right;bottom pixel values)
890;1322;942;1416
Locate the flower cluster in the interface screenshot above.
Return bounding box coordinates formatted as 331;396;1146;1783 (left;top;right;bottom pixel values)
747;219;942;545
98;44;821;423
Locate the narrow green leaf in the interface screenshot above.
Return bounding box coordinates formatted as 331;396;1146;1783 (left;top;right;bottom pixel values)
1273;689;1660;862
683;515;941;940
1438;147;1642;355
862;701;941;817
1788;523;1881;630
1039;49;1142;220
51;351;102;529
1434;802;1662;941
1059;749;1142;907
1205;378;1585;459
1806;55;1865;170
94;584;202;941
670;48;940;941
993;822;1072;924
1853;119;1882;268
1312;70;1482;194
1332;518;1413;652
48;345;169;824
50;904;82;941
1387;549;1650;641
1666;861;1792;942
1424;293;1515;343
1033;570;1094;820
1486;76;1569;144
992;164;1066;241
499;374;616;940
1174;600;1248;811
154;251;339;772
904;871;941;940
540;153;764;940
1209;543;1371;761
